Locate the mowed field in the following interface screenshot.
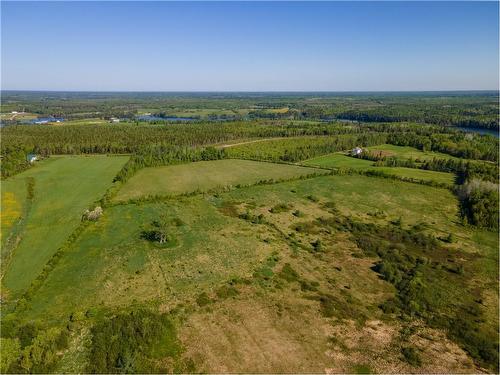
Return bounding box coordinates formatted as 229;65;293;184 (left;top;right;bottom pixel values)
114;159;328;201
1;155;128;297
303;153;455;185
302;153;375;169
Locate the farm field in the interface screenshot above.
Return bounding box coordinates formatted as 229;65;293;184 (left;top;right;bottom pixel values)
15;173;497;373
58;119;109;126
365;143;481;162
114;159;328;201
374;166;455;184
302;153;455;185
302;153;375;169
1;155;128;297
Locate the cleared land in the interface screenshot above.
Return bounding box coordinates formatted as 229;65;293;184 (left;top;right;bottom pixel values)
114;159;328;201
1;155;128;296
303;153;455;185
374;166;455;184
21;173;466;321
302;153;375;169
365;144;474;162
18;173;496;373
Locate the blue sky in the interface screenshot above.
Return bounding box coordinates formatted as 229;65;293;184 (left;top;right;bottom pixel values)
1;1;498;91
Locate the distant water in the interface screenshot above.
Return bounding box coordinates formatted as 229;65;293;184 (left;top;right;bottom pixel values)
456;127;499;138
136;114;194;122
24;117;65;124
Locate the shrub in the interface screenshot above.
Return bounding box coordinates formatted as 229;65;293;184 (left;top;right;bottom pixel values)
87;310;180;373
215;285;239;299
196;292;212;307
311;239;323;252
82;206;103;221
278;263;300;282
306;194;319;202
269;203;292;213
402;346;422;366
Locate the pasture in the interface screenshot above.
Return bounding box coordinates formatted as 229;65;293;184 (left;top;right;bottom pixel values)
366;144;466;161
16;171;496;373
22;172;484;321
302;153;374;169
1;155;128;296
374;166;455;184
21;198;276;320
302;153;455;185
114;159;327;201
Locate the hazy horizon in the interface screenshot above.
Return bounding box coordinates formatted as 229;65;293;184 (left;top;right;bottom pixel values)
2;1;499;91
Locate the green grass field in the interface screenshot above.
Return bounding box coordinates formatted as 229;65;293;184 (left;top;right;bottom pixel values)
57;119;109;126
114;159;327;201
303;153;375;169
302;153;455;185
11;168;497;373
225;174;462;238
374;166;455;184
22;172;485;321
1;155;128;297
21;198;275;320
365;144;472;162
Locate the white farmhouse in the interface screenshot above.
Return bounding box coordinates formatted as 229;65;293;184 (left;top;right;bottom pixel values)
351;147;363;156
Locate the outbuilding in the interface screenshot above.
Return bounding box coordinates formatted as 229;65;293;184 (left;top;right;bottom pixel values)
351;147;363;156
27;154;38;163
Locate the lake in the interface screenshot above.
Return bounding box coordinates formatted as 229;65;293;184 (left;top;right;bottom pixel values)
136;115;195;122
456;127;499;138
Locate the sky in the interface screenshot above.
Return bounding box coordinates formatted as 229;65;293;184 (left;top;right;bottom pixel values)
1;1;499;91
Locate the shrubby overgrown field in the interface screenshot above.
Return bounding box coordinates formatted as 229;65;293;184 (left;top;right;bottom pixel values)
0;92;498;373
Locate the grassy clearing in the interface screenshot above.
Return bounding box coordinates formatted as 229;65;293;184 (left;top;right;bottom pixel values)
365;143;488;163
373;167;455;184
18;198;276;321
303;153;375;169
7;171;496;372
1;155;128;297
115;159;327;201
57;119;109;126
303;153;455;185
365;144;460;160
223;174;476;247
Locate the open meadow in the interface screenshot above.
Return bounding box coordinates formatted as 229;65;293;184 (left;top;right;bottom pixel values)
114;159;329;201
1;155;128;297
10;167;497;373
302;153;455;185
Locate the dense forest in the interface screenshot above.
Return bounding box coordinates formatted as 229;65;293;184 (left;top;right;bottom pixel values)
2;119;497;178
